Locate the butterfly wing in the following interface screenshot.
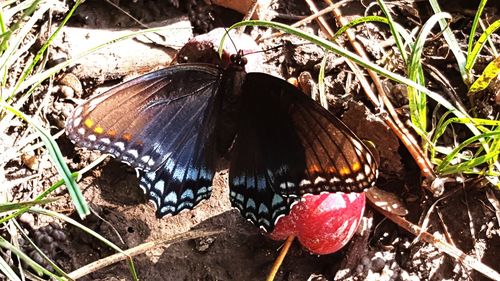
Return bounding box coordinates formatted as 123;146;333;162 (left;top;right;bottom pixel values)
66;64;221;216
229;73;378;231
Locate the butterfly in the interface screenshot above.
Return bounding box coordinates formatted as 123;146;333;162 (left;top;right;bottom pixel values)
65;37;378;232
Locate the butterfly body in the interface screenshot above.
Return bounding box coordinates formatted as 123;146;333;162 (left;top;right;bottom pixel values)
66;52;378;231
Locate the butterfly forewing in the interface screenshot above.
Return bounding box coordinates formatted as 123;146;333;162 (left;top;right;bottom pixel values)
66;64;221;215
229;73;378;231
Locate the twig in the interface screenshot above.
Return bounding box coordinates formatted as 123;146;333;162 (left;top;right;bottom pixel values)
256;2;348;42
242;0;259;21
368;201;500;280
266;235;295;281
304;0;335;37
67;228;224;279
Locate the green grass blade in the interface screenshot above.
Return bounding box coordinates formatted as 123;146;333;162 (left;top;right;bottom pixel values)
432;116;500;148
334;16;388;39
0;154;107;224
469;55;500;93
0;236;56;278
224;21;464;116
232;21;455;108
9;0;82;100
0;1;47;86
480;20;499;57
468;0;488;56
0;254;21;281
437;131;500;173
12;220;71;279
1;103;89;218
376;0;409;63
428;0;467;80
30;207;138;280
0;198;59;213
7;25;177;99
333;15;413;52
465;19;500;75
0;8;8;52
407;12;451;135
318;54;328;109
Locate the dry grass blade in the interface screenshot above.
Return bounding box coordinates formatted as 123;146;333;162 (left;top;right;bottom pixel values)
67;228;224;279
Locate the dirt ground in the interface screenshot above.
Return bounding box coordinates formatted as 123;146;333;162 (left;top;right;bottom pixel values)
3;0;500;280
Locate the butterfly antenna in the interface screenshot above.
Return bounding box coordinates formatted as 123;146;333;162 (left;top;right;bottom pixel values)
104;0;149;29
206;0;238;53
244;42;314;57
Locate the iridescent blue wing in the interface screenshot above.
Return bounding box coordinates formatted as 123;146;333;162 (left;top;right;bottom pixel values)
229;73;378;231
66;64;221;216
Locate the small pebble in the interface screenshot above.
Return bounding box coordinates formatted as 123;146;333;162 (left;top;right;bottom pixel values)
59;85;75;98
355;264;364;274
58;73;83;97
408;274;420;281
361;256;370;266
308;273;328;281
371;257;386;272
21;153;39;170
194;236;215;252
18;213;35;227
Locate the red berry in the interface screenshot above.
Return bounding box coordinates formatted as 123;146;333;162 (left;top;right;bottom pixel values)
269;192;365;255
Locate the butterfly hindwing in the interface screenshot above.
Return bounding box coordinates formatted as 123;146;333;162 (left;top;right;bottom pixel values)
66;64;221;216
139;113;216;216
229;73;378;231
228;106;302;230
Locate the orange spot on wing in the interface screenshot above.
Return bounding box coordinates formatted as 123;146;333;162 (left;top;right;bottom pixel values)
351;162;361;172
94;126;104;134
327;166;338;174
84;119;94;128
122;133;132;141
339;167;351;176
307;164;320;174
107;130;117;137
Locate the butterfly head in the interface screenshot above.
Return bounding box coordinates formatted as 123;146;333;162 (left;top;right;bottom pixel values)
229;50;248;69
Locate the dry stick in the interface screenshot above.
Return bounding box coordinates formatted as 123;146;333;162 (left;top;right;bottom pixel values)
369;201;500;281
242;0;259;21
237;0;259;35
266;235;295;281
256;3;345;43
319;0;437;188
67;228;224;279
304;0;336;37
